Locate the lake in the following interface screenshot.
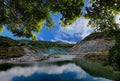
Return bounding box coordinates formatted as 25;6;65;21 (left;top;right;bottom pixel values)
0;61;111;81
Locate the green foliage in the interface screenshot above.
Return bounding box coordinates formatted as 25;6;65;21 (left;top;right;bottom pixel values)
0;36;15;47
85;0;120;68
0;0;84;38
85;51;108;61
0;36;24;59
82;32;113;41
0;46;24;59
109;32;120;67
13;38;74;54
86;0;120;31
109;45;120;67
75;59;120;80
18;40;74;49
0;25;3;32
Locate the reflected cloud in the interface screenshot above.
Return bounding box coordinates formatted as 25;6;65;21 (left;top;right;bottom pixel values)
0;63;110;81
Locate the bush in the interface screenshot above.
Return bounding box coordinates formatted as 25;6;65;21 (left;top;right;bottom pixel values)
0;46;24;59
0;36;15;47
109;45;120;67
0;41;13;47
108;35;120;67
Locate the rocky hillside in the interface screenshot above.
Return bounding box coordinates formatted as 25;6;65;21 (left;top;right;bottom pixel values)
0;36;74;59
70;32;115;53
0;36;24;59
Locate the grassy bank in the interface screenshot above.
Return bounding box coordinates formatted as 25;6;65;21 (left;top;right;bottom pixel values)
74;59;120;81
78;50;120;81
85;50;108;61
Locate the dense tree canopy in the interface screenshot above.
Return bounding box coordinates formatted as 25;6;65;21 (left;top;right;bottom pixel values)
0;0;120;66
0;0;120;39
0;0;84;39
86;0;120;32
86;0;120;67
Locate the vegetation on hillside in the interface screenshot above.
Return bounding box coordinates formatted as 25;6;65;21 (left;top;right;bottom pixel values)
17;40;74;54
75;59;120;81
0;0;120;68
75;31;120;79
17;40;73;48
0;36;24;59
85;0;120;67
82;31;120;67
109;32;120;67
82;32;114;41
0;36;74;58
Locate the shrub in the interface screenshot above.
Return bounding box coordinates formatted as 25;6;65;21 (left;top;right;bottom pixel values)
109;45;120;67
0;46;24;59
108;35;120;67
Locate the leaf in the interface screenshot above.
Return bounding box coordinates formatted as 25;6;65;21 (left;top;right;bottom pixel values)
0;25;3;32
31;33;37;41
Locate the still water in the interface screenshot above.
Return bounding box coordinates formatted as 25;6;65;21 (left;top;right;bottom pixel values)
0;62;110;81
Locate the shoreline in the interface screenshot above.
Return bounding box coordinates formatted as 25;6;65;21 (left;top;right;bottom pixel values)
0;54;85;64
0;48;49;64
0;48;88;64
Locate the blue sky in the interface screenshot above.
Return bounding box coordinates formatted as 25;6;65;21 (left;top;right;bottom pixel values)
0;0;94;44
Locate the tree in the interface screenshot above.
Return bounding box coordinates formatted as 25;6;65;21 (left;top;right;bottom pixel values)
85;0;120;67
1;0;120;66
109;33;120;67
85;0;120;32
0;0;84;39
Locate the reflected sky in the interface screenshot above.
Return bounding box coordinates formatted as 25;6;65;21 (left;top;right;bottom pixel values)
0;63;110;81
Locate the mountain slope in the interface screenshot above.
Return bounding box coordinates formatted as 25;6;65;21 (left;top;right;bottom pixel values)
70;32;115;53
0;36;74;58
0;36;24;59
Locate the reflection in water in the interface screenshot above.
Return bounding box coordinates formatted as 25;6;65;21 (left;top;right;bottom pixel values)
0;63;110;81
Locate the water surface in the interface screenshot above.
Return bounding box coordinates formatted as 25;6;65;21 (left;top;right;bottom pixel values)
0;62;111;81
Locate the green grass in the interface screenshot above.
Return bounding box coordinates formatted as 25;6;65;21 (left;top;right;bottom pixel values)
74;59;120;80
84;50;109;61
18;40;74;49
16;39;74;54
78;42;120;80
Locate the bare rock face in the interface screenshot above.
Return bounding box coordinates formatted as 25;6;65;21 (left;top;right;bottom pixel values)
70;39;115;53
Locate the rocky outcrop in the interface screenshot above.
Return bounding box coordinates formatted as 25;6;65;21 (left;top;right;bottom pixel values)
70;39;115;53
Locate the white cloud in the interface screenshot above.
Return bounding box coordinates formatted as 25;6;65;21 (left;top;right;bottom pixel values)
0;63;110;81
66;18;89;33
115;14;120;24
66;17;92;38
54;17;93;43
0;14;93;43
0;64;86;81
50;39;56;42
